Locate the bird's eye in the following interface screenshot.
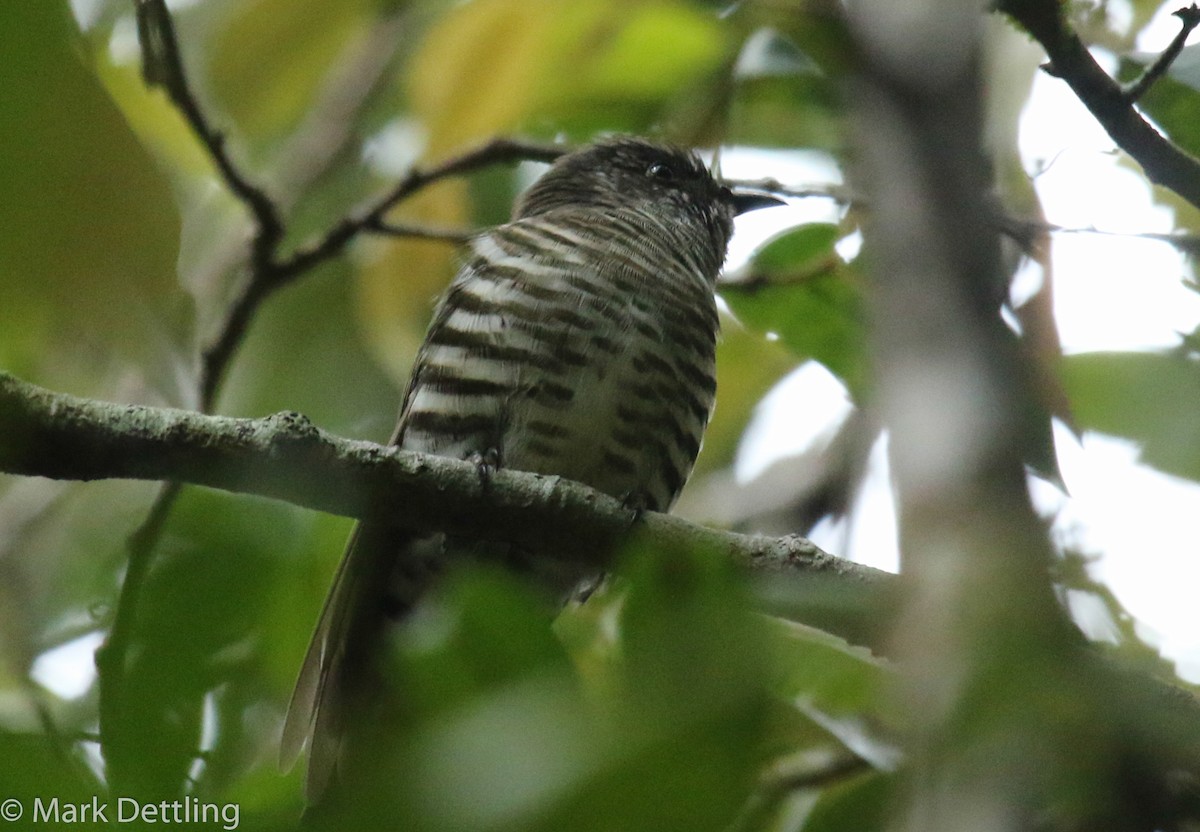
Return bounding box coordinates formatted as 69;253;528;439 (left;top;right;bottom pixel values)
646;162;676;181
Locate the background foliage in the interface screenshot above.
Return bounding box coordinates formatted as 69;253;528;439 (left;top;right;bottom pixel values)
1;0;1199;829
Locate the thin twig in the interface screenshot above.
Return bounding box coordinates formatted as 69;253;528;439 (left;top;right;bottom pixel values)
728;753;874;832
198;137;565;410
997;214;1200;256
134;0;283;269
724;178;857;205
136;2;566;411
367;219;476;243
275;136;566;280
719;255;842;292
1123;4;1200;103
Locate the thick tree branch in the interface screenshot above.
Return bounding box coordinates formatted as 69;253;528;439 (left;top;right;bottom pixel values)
0;371;880;586
998;0;1200;210
10;372;1200;800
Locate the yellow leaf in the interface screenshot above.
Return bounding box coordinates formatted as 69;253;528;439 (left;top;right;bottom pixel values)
408;0;604;152
355;181;470;382
96;58;212;177
209;0;376;139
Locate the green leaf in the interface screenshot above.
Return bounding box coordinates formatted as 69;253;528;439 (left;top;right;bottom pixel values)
386;566;570;723
727;74;843;150
1062;350;1200;480
801;770;893;832
752;224;840;276
0;0;185;393
700;324;799;473
322;547;770;832
723;226;866;396
767;619;896;769
0;732;105;823
618;539;767;725
104;489;302;798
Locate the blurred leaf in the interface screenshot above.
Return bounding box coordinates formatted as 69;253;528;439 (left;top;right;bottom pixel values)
534;0;731;141
355;185;471;386
209;0;380;140
618;539;766;723
222;257;402;439
727;74;842;150
0;0;186;395
801;770;892;832
769;619;886;715
726;28;842;151
767;619;896;770
106;488;302;798
0;732;103;830
749;223;840;276
744;5;857;79
540;2;727;105
409;0;587;151
96;54;213;179
318;547;770;832
1062;350;1200;480
723;226;867;396
7;480;157;665
320;568;587;829
409;0;732;150
387;567;568;723
580;542;770;832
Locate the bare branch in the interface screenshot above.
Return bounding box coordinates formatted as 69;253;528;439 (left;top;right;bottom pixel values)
135;1;567;411
134;0;283;269
275;136;567;280
722;178;856;204
198;137;566;412
365;219;475;244
998;0;1200;210
1123;4;1200;103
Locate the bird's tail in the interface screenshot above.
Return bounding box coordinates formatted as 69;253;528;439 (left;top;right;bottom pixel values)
280;521;436;801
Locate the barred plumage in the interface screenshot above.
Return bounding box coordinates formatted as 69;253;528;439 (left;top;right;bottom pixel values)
282;137;780;801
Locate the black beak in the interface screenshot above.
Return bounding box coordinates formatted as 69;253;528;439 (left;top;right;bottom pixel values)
725;188;786;215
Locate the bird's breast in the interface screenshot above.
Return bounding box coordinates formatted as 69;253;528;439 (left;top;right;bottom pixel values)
401;223;719;511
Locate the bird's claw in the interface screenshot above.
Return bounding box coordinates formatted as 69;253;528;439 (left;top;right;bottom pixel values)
620;491;651;524
467;447;502;488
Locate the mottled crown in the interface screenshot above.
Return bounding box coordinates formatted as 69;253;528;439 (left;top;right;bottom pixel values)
514;137;738;252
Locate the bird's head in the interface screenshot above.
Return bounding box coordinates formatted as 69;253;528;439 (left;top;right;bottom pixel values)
515;137;782;246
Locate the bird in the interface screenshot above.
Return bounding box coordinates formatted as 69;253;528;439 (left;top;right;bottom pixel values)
280;136;782;801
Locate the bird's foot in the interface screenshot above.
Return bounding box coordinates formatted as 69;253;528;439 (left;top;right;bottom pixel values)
619;490;652;524
467;447;502;488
